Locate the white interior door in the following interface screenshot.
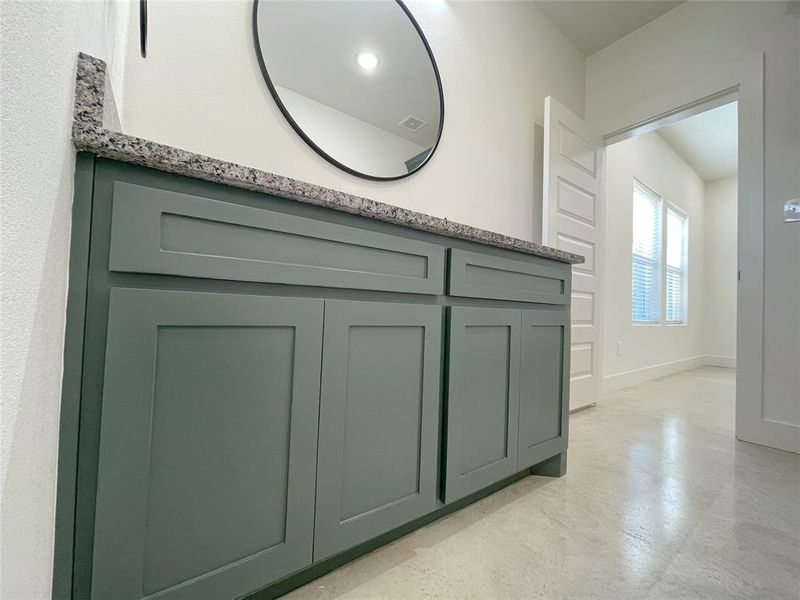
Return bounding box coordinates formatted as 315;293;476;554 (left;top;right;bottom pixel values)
543;96;604;411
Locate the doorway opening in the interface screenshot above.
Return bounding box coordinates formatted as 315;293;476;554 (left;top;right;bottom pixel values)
600;98;739;396
542;84;753;419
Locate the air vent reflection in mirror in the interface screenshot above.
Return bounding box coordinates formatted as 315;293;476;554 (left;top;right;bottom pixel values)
399;115;426;131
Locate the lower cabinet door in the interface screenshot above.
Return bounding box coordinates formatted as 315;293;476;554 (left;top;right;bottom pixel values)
314;300;442;560
91;289;323;600
444;307;521;503
518;310;570;469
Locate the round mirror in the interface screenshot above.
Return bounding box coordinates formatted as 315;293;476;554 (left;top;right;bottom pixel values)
253;0;444;181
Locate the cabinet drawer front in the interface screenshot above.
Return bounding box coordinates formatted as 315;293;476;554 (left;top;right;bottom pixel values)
518;310;569;469
108;182;445;294
314;300;442;561
448;249;569;304
91;289;323;600
444;307;521;503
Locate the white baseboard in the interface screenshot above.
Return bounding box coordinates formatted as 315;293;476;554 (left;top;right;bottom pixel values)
603;355;737;393
702;355;736;368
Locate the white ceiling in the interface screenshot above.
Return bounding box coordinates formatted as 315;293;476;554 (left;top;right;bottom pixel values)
256;1;441;147
536;1;683;56
657;102;738;182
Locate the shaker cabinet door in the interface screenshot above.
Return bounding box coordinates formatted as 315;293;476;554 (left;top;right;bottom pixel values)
518;310;569;469
444;307;521;503
91;288;323;600
314;300;443;561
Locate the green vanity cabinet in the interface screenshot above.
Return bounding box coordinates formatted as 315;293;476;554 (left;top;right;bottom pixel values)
518;310;570;469
56;157;574;600
444;307;521;503
90;288;324;600
444;308;570;502
314;300;443;560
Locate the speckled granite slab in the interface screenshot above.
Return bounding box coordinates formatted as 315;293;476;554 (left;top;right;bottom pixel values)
72;53;583;264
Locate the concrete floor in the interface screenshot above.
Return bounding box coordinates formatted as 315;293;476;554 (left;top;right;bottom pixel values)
286;367;800;599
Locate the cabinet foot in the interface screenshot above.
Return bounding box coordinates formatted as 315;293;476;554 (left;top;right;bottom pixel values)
530;451;567;477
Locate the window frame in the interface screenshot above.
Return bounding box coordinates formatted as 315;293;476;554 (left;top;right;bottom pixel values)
631;179;663;325
665;203;689;325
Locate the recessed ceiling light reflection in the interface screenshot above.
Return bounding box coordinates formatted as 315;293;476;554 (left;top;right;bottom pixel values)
356;50;379;72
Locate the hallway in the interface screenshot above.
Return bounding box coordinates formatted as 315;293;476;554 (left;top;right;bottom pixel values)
287;368;800;599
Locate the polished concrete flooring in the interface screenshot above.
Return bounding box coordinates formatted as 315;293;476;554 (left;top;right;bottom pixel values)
286;367;800;599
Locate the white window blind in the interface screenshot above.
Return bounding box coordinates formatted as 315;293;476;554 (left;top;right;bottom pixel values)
631;182;662;323
666;207;688;323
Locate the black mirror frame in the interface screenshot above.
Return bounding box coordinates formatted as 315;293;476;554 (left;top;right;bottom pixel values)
139;0;147;58
252;0;445;182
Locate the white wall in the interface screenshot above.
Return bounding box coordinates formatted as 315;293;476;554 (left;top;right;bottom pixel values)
0;1;131;598
586;1;799;450
274;85;427;179
703;176;738;366
120;0;586;243
603;132;706;392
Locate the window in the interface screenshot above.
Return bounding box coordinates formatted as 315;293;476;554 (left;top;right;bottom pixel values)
631;182;662;323
665;207;688;323
630;179;690;324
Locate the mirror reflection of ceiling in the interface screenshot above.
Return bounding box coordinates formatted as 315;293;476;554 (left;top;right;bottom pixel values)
261;1;441;149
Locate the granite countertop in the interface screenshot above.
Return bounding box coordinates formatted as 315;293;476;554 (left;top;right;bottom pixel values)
72;53;583;265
